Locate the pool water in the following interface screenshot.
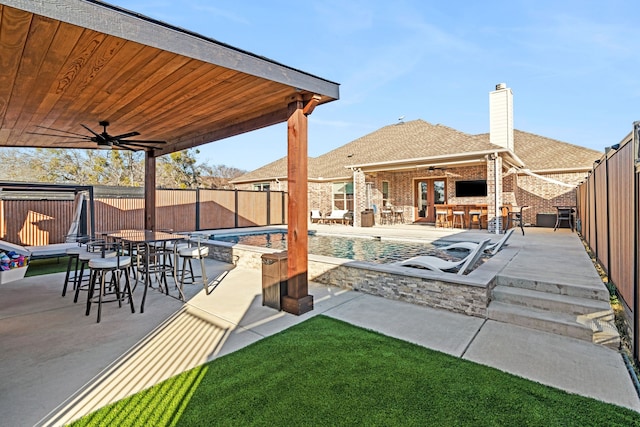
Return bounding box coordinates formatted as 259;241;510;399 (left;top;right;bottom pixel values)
210;231;463;264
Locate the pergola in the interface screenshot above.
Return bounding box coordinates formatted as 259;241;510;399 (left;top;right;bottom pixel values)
0;0;340;314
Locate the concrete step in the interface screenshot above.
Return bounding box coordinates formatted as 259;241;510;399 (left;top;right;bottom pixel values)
492;285;614;321
496;274;609;302
488;301;620;349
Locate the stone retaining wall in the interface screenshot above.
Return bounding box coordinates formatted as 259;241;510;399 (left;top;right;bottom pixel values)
203;241;491;317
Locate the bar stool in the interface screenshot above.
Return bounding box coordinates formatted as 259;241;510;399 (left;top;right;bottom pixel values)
178;238;210;295
452;209;465;229
61;245;87;297
393;208;405;224
74;245;117;303
468;209;482;229
86;251;135;323
380;209;393;225
435;208;449;228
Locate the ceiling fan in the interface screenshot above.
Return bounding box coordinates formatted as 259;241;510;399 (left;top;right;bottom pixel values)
28;121;166;151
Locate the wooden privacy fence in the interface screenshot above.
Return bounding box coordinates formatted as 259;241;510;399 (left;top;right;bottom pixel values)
577;129;640;360
0;188;287;246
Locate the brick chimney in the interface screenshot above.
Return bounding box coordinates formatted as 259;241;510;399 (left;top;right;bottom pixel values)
489;83;514;151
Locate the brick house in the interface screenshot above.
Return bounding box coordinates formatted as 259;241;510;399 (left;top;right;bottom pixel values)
232;84;602;231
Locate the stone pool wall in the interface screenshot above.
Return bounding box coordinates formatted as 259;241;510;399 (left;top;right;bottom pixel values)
202;240;493;318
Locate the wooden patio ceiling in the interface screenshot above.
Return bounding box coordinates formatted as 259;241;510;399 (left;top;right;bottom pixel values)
0;0;339;157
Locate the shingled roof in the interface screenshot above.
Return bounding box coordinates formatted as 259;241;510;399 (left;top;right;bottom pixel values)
511;130;601;171
233;119;602;182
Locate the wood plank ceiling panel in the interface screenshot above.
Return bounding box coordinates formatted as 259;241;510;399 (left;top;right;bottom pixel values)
0;3;339;157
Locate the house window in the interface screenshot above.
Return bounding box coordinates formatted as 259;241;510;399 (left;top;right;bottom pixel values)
332;182;354;210
382;181;390;206
253;183;270;191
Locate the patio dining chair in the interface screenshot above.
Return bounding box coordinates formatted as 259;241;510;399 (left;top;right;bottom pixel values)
507;206;529;235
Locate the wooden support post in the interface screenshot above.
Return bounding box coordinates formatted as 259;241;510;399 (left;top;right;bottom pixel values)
282;96;313;315
144;151;156;231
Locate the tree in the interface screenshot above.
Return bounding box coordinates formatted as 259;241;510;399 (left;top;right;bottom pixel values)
157;148;202;188
201;164;246;188
0;147;243;189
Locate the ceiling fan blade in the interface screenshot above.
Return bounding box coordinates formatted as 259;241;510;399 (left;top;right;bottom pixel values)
32;125;90;138
26;131;89;140
111;131;140;140
80;123;106;142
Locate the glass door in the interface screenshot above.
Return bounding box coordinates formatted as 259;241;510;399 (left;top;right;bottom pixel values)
415;178;446;222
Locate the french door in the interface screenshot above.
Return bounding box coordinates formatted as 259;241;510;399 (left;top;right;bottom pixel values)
415;178;446;222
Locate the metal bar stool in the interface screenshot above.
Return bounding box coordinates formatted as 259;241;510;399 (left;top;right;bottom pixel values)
86;248;135;323
178;237;210;295
73;244;117;303
61;245;87;297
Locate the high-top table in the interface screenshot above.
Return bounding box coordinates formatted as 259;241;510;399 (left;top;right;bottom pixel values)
107;230;187;313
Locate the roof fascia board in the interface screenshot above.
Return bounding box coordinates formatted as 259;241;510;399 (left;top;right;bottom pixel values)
357;159;487;173
346;149;510;170
2;0;339;99
523;167;593;174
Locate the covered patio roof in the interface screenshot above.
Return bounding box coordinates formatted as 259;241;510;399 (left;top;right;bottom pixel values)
0;0;339;155
1;0;340;315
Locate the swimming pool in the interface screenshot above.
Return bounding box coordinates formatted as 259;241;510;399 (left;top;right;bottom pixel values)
209;231;463;264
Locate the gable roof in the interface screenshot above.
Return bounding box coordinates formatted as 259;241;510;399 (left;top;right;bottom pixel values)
233;119;602;183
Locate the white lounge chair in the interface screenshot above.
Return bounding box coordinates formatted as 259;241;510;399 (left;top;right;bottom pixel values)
439;228;515;256
325;210;351;225
399;238;491;275
310;210;324;224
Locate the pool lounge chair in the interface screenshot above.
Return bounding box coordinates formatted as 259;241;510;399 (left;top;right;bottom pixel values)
310;210;324;224
439;228;515;256
325;210;351;225
399;238;491;275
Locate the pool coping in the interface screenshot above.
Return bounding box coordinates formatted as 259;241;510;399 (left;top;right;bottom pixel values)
197;230;519;317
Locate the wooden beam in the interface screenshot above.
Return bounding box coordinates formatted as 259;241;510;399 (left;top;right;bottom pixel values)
302;94;321;116
144;151;156;230
282;97;313;315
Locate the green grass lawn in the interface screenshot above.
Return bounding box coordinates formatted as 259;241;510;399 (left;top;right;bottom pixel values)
70;316;640;427
25;256;70;277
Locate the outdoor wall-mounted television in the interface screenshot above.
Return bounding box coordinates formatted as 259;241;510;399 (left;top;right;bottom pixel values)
455;180;487;197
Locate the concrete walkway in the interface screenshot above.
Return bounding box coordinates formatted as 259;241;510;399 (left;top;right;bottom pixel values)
0;226;638;426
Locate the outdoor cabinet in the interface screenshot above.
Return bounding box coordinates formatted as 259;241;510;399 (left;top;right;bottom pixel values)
261;252;288;310
361;209;374;227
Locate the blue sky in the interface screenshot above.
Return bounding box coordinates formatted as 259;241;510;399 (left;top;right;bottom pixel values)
109;0;639;171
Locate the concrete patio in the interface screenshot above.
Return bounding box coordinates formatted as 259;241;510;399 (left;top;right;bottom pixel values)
0;226;638;426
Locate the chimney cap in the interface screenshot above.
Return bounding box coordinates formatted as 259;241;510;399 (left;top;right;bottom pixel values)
495;83;507;90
